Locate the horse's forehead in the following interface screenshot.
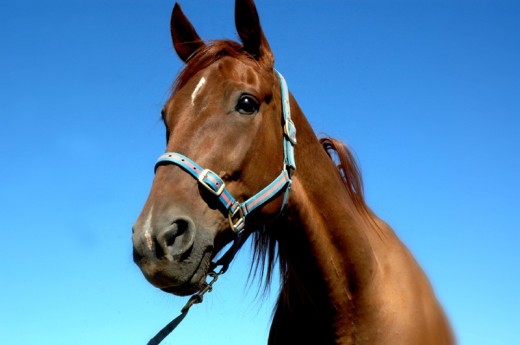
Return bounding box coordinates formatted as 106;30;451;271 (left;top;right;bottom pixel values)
204;57;273;92
165;56;274;122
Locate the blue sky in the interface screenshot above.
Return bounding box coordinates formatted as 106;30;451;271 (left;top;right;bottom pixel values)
1;1;518;344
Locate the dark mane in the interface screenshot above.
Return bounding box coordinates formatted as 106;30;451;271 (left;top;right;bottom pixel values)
250;137;370;295
319;137;369;215
173;40;259;92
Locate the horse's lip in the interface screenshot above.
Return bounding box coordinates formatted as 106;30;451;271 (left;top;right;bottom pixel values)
160;250;213;296
161;281;200;296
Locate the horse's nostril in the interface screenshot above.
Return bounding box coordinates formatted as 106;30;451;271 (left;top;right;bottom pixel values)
165;220;186;246
132;217;196;262
164;229;176;248
157;218;195;260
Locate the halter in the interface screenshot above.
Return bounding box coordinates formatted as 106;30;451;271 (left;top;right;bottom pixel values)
154;70;296;235
147;70;296;345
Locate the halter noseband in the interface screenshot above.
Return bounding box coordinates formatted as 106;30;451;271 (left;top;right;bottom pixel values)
154;70;296;235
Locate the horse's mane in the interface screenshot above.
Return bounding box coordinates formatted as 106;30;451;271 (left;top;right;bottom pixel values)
250;137;370;295
319;137;368;214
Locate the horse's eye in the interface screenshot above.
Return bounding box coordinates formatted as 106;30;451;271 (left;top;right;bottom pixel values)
235;95;259;115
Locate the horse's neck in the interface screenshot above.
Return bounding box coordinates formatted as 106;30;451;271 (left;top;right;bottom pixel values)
268;107;379;344
268;103;455;345
283;167;378;306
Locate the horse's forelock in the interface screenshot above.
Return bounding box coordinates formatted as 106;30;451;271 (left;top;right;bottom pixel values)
172;40;260;93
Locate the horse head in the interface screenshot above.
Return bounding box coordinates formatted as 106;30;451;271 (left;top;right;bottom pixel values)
132;0;292;296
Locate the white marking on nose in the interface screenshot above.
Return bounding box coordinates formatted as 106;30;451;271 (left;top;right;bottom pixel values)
144;231;153;252
191;77;206;106
142;207;154;251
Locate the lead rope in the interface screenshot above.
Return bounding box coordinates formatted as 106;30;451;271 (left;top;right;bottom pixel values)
147;270;222;345
147;233;246;345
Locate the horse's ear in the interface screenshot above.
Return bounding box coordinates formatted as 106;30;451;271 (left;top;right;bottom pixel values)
235;0;274;67
171;3;205;62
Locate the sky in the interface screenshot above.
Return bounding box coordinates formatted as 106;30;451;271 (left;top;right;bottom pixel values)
1;0;519;344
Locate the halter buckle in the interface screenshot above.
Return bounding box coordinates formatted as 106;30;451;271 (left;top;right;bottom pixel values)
228;204;245;233
284;119;297;145
198;169;225;196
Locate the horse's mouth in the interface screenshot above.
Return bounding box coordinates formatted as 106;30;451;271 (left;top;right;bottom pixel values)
157;250;213;296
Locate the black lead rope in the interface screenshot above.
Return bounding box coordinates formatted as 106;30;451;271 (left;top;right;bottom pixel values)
146;235;247;345
147;310;189;345
146;271;221;345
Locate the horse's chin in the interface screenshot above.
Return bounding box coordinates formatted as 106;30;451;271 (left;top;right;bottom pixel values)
161;263;209;296
161;280;204;296
142;249;213;297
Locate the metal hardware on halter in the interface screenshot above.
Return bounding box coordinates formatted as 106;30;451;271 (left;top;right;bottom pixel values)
284;118;297;145
180;270;221;313
198;169;226;196
228;204;245;233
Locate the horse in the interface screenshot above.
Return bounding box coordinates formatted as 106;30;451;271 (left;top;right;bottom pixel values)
132;0;455;344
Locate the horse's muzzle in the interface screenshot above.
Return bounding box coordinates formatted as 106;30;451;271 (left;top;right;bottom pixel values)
132;216;208;294
134;217;195;261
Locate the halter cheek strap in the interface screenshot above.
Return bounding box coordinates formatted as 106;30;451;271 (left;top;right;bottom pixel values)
154;70;296;235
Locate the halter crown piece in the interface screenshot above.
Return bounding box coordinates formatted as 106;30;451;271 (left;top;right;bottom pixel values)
154;70;296;235
147;70;296;345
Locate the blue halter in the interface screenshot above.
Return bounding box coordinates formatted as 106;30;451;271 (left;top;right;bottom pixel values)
154;70;296;235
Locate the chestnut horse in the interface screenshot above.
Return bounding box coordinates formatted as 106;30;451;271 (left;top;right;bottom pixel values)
132;0;454;344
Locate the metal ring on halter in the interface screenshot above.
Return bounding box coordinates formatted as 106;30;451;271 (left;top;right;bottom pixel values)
228;205;245;233
284;119;297;145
